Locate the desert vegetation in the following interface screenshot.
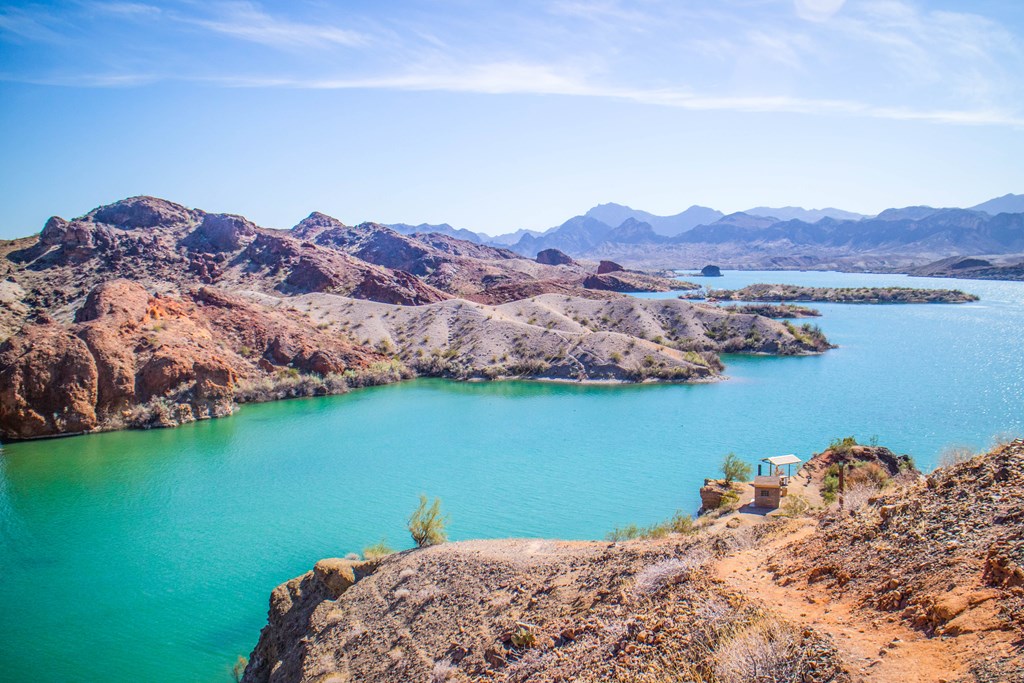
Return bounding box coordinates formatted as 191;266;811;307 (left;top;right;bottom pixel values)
606;510;696;541
408;495;449;548
710;283;979;304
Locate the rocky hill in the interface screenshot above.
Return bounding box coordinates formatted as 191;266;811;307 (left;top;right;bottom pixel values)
258;293;830;383
0;196;828;440
241;441;1024;683
242;535;847;683
0;279;395;439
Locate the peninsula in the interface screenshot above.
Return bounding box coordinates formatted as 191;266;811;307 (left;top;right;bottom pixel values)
0;197;827;441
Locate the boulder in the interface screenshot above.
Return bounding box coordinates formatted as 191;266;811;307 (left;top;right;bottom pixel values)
536;248;575;266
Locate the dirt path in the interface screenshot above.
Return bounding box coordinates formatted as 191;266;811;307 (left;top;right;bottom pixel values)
715;520;983;683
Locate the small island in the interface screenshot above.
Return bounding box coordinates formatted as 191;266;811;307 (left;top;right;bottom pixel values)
709;283;979;304
718;303;822;318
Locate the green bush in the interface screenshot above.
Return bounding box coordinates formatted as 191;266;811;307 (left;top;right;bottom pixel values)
408;495;448;548
605;511;696;541
821;472;839;504
721;453;752;484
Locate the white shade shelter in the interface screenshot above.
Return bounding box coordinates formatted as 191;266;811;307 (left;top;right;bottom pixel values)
763;454;801;466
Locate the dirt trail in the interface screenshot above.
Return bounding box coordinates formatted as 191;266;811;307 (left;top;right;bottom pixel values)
715;520;994;683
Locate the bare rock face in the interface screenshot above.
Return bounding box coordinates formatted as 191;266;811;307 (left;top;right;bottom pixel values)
0;322;100;438
89;196;194;229
75;278;151;323
245;558;379;683
597;260;624;274
536;248;575;266
352;267;448;305
39;216;71;246
698;478;736;513
182;213;257;252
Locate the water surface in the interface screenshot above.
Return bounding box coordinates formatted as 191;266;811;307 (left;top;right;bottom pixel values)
1;271;1022;682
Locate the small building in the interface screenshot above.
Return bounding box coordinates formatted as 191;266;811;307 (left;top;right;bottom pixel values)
753;454;802;509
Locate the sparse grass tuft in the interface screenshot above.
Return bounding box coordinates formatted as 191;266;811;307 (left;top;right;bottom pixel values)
363;539;395;560
606;511;696;541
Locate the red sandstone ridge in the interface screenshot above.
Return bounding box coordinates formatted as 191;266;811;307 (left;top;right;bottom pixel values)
0;279;390;440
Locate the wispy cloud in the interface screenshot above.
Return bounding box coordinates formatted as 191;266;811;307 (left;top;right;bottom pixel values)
2;0;1022;129
89;0;368;50
0;5;67;43
183;2;367;50
199;60;1024;128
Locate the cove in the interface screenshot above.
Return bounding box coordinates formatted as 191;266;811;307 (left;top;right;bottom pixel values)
1;271;1023;683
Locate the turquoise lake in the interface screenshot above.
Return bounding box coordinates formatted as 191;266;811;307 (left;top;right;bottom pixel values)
2;270;1023;682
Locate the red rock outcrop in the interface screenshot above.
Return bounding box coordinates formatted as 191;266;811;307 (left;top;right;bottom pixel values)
0;321;100;438
0;279;390;439
597;259;624;274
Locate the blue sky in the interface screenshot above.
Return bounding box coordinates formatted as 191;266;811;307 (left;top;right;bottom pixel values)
1;0;1023;237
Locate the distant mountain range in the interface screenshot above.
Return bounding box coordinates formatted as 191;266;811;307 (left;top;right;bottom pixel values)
400;194;1020;249
412;193;1020;268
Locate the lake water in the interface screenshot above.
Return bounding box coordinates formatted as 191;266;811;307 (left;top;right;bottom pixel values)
1;271;1022;682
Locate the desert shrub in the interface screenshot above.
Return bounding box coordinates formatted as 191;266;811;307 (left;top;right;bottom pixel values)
713;619;812;683
633;546;713;596
666;510;695;534
606;523;644;542
821;471;839;504
511;626;537;649
408;495;448;548
846;461;890;489
841;483;877;511
719;488;740;509
344;552;360;561
938;445;975;469
779;494;810;518
606;511;696;541
827;435;858;455
609;351;623;363
431;661;457;682
721;453;751;484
